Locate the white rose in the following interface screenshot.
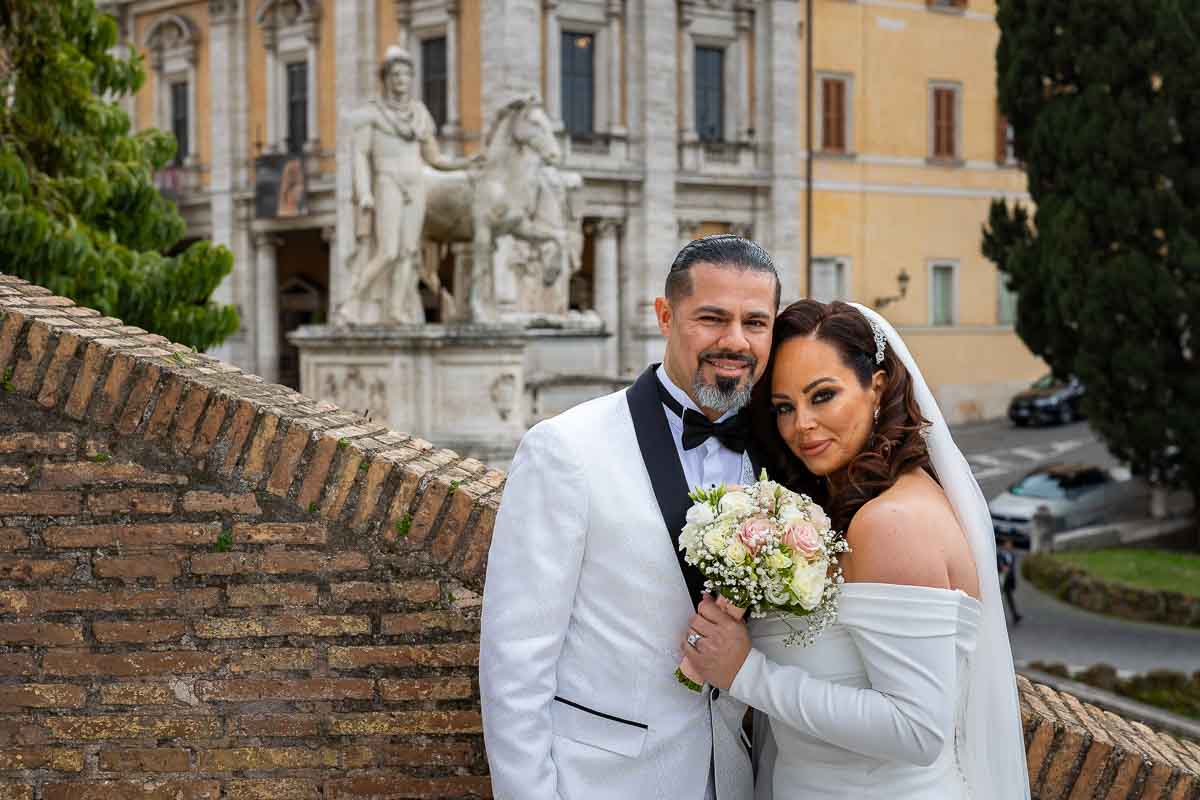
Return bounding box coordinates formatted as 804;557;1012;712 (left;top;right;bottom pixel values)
703;527;728;553
718;491;755;517
724;540;750;565
766;551;792;571
778;504;804;525
679;526;700;554
765;582;790;606
686;503;716;527
789;557;829;610
808;505;831;531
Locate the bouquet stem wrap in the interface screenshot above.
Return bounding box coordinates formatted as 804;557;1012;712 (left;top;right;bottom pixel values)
676;596;745;692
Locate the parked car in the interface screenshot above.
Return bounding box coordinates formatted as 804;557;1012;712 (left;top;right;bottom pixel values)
988;463;1147;547
1007;374;1085;426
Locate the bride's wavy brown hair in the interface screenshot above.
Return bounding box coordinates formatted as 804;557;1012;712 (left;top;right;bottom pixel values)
750;300;935;534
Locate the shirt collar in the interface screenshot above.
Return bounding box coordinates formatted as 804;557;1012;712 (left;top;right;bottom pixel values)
656;363;736;423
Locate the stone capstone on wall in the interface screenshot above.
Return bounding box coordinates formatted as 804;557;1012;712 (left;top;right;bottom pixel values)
0;273;1194;798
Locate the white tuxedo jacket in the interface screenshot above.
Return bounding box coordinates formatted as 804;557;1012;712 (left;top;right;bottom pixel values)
480;365;755;800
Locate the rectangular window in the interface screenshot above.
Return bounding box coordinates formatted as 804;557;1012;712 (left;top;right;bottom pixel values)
422;37;448;133
930;262;957;326
820;77;848;153
998;273;1017;325
928;0;967;9
561;32;595;138
695;46;725;143
931;84;959;160
811;257;848;303
286;61;308;155
170;80;189;166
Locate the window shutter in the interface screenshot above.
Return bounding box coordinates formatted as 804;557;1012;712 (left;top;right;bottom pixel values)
561;32;595;137
822;78;846;153
422;37;448;132
995;110;1008;164
933;88;956;159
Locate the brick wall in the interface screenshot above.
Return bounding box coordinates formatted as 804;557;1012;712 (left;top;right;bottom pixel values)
0;273;1194;799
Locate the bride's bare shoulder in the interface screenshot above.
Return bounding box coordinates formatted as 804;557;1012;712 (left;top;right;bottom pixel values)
840;472;955;589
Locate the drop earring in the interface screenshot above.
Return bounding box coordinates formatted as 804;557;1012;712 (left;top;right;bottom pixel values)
873;406;880;423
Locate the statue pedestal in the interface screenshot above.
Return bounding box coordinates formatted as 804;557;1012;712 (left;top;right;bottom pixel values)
290;323;530;464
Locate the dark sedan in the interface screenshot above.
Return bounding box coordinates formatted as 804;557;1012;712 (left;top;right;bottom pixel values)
1008;374;1085;427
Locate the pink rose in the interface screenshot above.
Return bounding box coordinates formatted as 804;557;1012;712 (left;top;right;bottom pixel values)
783;522;821;558
808;505;831;531
737;517;773;555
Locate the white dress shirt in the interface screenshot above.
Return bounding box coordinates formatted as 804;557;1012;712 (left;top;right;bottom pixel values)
656;364;751;491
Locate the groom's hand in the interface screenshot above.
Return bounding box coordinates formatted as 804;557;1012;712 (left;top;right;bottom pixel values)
684;596;751;691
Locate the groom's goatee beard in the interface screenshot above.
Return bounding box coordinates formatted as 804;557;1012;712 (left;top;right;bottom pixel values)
693;351;756;414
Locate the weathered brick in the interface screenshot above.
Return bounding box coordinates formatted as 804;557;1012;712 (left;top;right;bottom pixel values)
349;459;393;529
0;557;75;583
11;320;51;395
295;435;338;510
328;710;482;736
143;376;184;441
115;363;162;435
232;522;326;545
92;619;188;644
92;554;181;583
227;649;317;674
44;522;220;549
373;741;476;767
36;331;81;410
0;492;81;515
379;676;474;702
327;644;478;669
0;432;76;455
0;622;82;646
324;777;491;799
173;385;210;455
86;490;175;515
196;678;373;702
240;412;280;483
0;309;29;370
217;399;258;475
430;481;490;565
196;615;370;639
199;748;339;771
330;580;440;604
43;650;222;677
42;781;220;800
45;716;221;741
0;587;219;614
406;473;457;547
38;462;187;487
0;654;37;676
267;424;310;497
188;394;229;458
460;499;498;580
0;684;86;709
320;449;363;519
0;530;27;551
1024;717;1056;788
181;491;260;515
63;342;106;420
97;748;190;773
98;684;176;706
91;352;135;425
229;714;321;737
381;611;477;636
0;467;27;486
267;551;371;574
224;780;320;800
0;748;84;772
227;582;318;607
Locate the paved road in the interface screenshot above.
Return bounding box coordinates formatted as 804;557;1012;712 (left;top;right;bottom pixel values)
950;417;1200;674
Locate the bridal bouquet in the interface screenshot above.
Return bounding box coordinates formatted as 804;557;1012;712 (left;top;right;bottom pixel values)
676;470;849;691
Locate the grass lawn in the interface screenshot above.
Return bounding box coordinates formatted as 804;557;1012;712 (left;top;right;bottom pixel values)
1051;548;1200;597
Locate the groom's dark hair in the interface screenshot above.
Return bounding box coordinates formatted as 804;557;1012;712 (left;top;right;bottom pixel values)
665;235;781;310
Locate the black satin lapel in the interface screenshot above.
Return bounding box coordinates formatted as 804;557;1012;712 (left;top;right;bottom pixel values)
626;364;706;608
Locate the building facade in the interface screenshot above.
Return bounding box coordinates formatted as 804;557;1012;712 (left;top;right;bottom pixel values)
103;0;1043;424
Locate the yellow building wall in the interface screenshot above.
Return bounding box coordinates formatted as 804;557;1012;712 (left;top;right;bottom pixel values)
245;5;267;158
459;0;483;154
318;4;337;174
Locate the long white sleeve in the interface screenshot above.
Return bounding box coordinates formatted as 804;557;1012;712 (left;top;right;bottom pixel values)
479;422;588;800
730;612;959;767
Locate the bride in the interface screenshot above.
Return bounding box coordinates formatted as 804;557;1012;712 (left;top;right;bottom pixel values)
682;300;1030;799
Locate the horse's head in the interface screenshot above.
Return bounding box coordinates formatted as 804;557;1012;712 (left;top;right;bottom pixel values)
487;94;561;166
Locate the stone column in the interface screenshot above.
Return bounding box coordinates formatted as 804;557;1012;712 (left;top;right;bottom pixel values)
593;219;622;376
543;0;562;125
444;0;463;149
394;0;413;51
767;0;802;303
734;3;753;141
334;0;375;318
606;0;625;137
481;0;541;126
305;29;320;153
254;234;283;383
264;26;279;151
678;0;696;141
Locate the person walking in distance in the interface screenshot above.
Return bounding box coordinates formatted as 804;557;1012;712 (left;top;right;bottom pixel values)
997;536;1022;625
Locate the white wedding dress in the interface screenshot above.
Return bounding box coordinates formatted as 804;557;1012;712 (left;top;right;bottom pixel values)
732;583;981;799
730;304;1029;800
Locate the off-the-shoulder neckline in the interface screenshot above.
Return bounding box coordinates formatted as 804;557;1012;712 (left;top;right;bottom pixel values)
841;581;983;607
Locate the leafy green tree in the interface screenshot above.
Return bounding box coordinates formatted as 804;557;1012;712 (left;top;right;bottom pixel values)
0;0;238;350
984;0;1200;499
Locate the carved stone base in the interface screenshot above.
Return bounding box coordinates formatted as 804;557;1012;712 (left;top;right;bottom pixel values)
289;323;530;465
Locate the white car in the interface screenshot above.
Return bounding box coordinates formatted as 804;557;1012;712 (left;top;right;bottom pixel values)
988;464;1148;547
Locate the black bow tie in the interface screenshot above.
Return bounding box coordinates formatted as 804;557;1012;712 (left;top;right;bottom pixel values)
656;378;750;453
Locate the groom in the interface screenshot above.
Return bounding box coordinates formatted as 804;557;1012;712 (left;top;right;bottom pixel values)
480;235;780;800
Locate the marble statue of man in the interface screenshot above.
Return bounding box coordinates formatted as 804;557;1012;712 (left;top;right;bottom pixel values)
340;45;477;324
